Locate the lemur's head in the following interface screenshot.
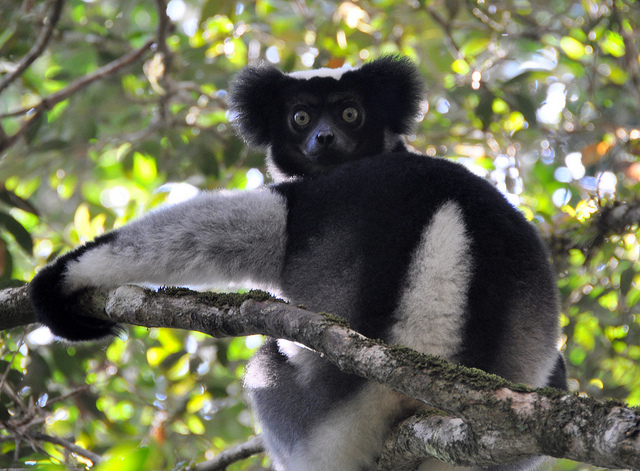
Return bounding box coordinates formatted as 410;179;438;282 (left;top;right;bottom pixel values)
229;55;424;180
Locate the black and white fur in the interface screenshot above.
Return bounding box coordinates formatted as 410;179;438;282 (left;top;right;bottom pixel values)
29;56;566;471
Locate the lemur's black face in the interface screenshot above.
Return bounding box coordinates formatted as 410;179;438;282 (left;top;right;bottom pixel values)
229;55;424;179
287;92;364;165
270;77;389;177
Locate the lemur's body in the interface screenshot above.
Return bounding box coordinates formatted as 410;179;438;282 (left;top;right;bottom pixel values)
29;56;565;471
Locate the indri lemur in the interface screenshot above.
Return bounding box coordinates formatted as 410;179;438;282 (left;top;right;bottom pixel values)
29;55;566;471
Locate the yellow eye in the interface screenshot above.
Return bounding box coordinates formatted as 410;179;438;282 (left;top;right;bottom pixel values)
294;111;311;126
342;107;359;123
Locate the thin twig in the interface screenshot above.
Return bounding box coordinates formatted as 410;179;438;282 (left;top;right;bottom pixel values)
46;384;92;406
154;0;173;70
151;0;174;126
30;432;103;464
1;381;28;416
425;5;463;59
0;39;154;153
194;435;264;471
609;0;640;108
0;0;65;95
0;335;25;392
466;2;504;33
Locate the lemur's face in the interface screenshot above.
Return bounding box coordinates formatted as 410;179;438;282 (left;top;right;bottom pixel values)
286;92;365;165
229;56;424;180
269;75;389;177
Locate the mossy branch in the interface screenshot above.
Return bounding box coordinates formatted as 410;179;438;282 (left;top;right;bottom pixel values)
1;284;639;469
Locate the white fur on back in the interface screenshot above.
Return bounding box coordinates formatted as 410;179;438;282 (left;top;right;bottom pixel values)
391;201;472;359
273;202;472;471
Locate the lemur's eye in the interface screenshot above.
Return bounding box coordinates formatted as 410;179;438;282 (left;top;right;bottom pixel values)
342;107;359;123
293;111;311;126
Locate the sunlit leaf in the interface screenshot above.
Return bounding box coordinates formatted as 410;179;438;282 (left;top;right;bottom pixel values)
606;63;629;85
451;59;470;75
492;98;509;114
187;391;213;414
73;203;92;241
167;354;190;380
95;444;151;471
147;346;170;367
460;37;490;58
133;152;158;185
187;415;206;435
573;314;599;351
600;30;625;57
560;36;586;60
503;111;526;134
598;291;619;311
569;347;586;365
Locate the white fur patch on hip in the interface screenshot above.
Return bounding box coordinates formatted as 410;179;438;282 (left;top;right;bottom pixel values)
391;201;472;359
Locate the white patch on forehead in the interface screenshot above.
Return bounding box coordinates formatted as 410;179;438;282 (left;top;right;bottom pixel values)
287;66;354;81
391;201;472;360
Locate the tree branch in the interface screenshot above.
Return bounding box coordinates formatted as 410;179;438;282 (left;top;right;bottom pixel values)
595;199;640;240
609;0;640;109
0;286;35;331
425;5;463;59
2;284;640;469
0;38;155;153
30;432;103;465
193;435;264;471
548;199;640;262
0;0;65;95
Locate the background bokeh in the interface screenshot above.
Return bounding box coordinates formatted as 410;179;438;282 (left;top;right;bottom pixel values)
1;0;639;469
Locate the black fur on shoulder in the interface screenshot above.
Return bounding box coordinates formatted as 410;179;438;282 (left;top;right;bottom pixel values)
28;232;121;341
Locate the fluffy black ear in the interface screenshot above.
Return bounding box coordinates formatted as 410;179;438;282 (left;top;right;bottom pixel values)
229;63;286;149
356;55;424;134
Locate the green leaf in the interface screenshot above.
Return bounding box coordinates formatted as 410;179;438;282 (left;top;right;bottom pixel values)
451;59;470;75
0;402;10;422
133;152;158;185
95;444;151;471
620;267;635;296
0;188;38;215
600;30;625;57
598;291;619;311
504;92;538;126
24;113;44;144
607;63;629;85
0;212;33;255
476;90;495;130
560;36;586;60
460;37;490;58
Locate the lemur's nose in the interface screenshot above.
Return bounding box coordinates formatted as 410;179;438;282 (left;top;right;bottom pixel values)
316;131;334;147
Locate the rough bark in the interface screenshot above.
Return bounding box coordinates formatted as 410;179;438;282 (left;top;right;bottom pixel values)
1;284;639;469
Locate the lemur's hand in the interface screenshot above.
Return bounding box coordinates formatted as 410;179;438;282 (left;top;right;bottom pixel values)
29;235;119;341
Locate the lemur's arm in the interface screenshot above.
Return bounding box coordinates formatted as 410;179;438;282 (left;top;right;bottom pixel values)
28;189;288;341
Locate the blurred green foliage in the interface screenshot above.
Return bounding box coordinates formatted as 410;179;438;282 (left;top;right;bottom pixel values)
1;0;640;469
